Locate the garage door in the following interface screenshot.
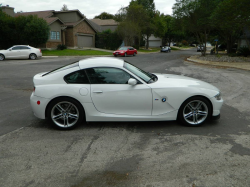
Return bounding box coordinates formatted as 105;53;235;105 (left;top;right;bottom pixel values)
78;35;93;47
149;40;161;47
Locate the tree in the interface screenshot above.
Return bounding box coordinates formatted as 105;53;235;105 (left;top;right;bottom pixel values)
0;11;50;49
116;2;148;48
132;0;156;49
211;0;250;52
61;4;69;11
94;12;114;19
173;0;219;56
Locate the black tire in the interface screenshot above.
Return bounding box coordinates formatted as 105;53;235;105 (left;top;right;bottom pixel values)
0;54;5;61
29;53;37;60
133;52;136;56
47;97;84;130
178;96;212;126
114;55;117;57
124;53;127;57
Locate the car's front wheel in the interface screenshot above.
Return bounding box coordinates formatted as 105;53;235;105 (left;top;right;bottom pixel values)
178;96;211;126
0;54;5;61
47;97;84;129
133;52;136;56
29;53;37;60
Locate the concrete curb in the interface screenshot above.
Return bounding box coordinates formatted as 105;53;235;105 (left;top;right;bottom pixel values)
187;56;250;71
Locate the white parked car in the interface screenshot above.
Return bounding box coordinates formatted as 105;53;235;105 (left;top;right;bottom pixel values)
0;45;42;61
30;57;223;129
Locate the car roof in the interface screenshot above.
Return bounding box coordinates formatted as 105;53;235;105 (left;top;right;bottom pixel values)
78;57;125;69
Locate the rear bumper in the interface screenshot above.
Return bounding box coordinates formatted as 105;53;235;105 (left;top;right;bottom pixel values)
30;92;50;119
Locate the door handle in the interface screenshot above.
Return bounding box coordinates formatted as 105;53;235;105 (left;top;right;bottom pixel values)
93;91;103;93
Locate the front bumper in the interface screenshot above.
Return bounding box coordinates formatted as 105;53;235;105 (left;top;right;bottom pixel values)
30;92;50;119
210;97;223;117
113;52;125;56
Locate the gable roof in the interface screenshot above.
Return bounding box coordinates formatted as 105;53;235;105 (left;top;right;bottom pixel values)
90;19;118;26
14;9;96;32
54;9;85;19
15;10;64;25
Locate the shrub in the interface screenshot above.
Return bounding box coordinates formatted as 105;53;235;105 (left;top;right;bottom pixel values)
238;46;250;57
57;44;67;50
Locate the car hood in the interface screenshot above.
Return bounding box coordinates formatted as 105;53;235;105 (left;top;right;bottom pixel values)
150;73;219;91
0;50;7;53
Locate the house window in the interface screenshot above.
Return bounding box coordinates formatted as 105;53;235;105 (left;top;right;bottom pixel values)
51;31;56;40
57;32;60;40
50;31;60;40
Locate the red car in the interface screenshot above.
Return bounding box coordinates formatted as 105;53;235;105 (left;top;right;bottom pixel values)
113;46;137;57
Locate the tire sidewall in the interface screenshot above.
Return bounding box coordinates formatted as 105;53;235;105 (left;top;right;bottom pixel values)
178;96;212;126
30;53;37;60
47;97;84;130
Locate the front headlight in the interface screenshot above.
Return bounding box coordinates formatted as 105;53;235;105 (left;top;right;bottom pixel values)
215;92;222;100
120;51;124;53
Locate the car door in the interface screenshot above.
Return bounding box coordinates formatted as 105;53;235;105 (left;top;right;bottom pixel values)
6;46;21;58
128;47;134;55
86;67;152;116
19;46;31;58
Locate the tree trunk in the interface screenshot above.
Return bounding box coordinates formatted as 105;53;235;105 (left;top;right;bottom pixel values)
146;34;149;49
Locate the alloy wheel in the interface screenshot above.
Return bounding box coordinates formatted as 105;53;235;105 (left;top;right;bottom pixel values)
183;100;208;125
51;101;79;128
0;55;4;61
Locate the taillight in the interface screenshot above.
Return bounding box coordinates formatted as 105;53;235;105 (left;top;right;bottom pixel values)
39;49;42;53
33;87;35;92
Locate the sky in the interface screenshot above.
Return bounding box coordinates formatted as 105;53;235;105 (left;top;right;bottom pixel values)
1;0;176;18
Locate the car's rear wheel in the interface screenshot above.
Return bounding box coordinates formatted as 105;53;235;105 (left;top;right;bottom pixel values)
178;96;211;126
29;53;37;60
124;53;127;57
47;97;84;130
0;54;5;61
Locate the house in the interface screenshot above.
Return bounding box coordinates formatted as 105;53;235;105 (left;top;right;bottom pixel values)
89;19;118;32
1;5;15;17
238;28;250;49
3;7;97;48
146;35;162;47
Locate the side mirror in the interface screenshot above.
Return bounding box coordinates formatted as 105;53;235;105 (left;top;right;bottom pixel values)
128;78;137;86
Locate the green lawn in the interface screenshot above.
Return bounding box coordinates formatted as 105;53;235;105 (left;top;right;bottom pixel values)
138;48;160;53
42;49;112;56
170;47;181;51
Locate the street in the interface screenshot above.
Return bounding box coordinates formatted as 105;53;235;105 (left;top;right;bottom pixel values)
0;49;250;187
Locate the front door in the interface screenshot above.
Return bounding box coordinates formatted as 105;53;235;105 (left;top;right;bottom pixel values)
6;46;21;58
86;67;152;116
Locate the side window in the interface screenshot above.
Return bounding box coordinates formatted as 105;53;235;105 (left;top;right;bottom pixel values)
12;47;20;50
129;48;134;50
86;68;131;84
64;70;89;84
20;46;30;50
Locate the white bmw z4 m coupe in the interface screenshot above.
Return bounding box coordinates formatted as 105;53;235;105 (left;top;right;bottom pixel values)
30;57;223;129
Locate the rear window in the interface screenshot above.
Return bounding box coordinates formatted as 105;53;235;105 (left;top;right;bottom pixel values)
42;61;79;76
64;70;89;84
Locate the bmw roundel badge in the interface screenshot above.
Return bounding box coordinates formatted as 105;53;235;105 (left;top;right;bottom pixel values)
162;98;166;102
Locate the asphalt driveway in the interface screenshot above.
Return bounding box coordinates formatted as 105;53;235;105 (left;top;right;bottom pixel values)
0;49;249;186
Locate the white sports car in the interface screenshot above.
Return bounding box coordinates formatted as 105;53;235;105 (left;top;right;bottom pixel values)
30;57;223;129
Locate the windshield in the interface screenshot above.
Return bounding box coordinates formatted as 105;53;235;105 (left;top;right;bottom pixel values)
124;62;155;83
118;47;128;50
